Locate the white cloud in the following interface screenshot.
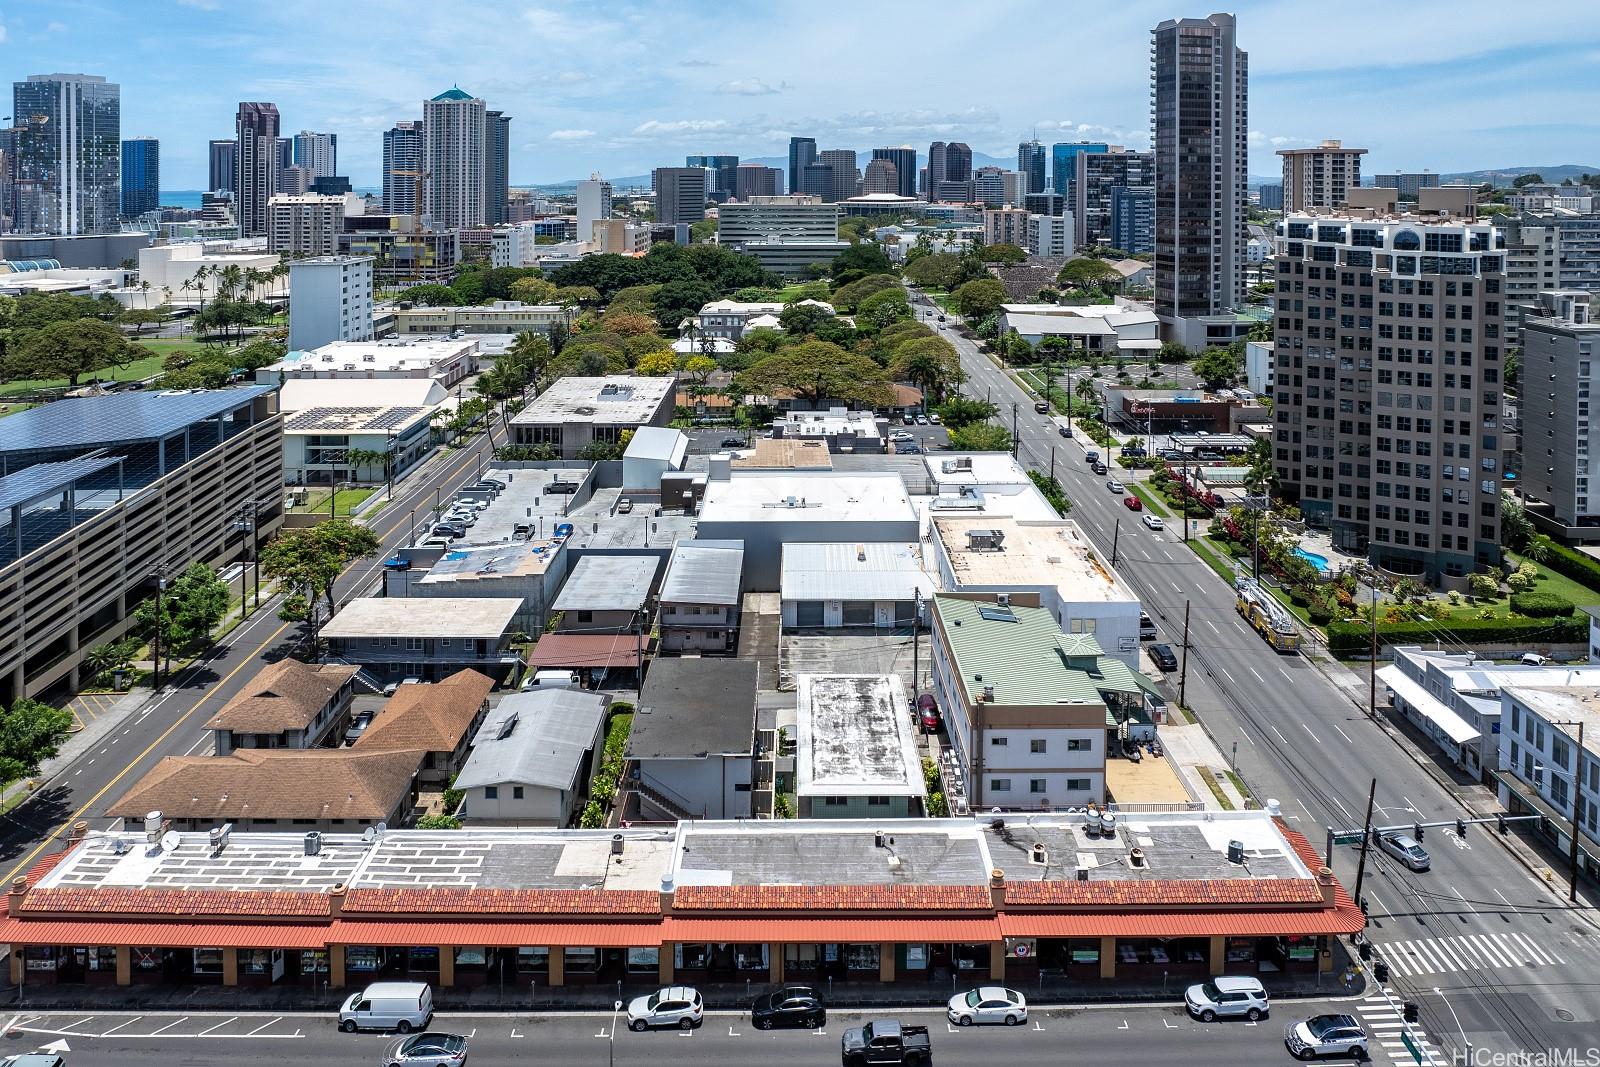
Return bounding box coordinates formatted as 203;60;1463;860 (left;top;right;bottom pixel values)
176;0;220;9
716;78;787;96
631;118;730;136
0;19;8;42
548;128;595;141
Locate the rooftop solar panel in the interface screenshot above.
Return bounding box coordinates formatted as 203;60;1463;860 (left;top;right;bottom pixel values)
0;386;274;457
0;454;123;513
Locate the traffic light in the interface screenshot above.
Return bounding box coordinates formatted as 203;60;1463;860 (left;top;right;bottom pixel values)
1498;812;1509;835
1456;818;1467;838
1359;941;1373;961
1374;962;1390;984
1403;1002;1419;1024
1414;823;1425;842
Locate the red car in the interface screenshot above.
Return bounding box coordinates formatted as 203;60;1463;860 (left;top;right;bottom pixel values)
1123;494;1143;511
916;693;941;733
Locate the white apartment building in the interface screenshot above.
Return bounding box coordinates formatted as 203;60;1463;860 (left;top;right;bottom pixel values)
268;193;344;257
1027;213;1074;258
491;223;541;268
261;336;479;390
576;174;613;241
1497;686;1600;882
287;256;374;351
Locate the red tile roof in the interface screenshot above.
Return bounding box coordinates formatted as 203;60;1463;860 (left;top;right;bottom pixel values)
663;917;999;943
999;905;1365;938
343;887;660;916
1003;878;1325;908
20;887;332;918
671;884;992;911
0;918;330;949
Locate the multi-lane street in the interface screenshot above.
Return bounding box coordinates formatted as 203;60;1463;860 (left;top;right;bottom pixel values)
919;291;1600;1062
0;430;497;888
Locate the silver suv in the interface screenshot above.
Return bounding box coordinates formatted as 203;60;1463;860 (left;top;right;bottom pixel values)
1185;975;1269;1022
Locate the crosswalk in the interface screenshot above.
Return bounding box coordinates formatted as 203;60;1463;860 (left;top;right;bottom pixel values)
1377;930;1563;977
1353;993;1440;1065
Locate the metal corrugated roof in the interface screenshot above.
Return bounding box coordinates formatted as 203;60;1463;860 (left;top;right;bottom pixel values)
526;633;642;668
552;555;658;613
780;542;937;602
455;689;608;791
0;386;273;456
933;595;1106;706
659;540;744;605
0;454;122;512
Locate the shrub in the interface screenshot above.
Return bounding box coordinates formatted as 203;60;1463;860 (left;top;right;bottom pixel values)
1468;573;1500;600
1326;614;1587;658
1308;602;1334;625
1509;590;1576;618
1540;541;1600;592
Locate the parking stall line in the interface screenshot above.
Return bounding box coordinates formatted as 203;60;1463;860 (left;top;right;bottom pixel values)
148;1017;187;1035
198;1017;238;1036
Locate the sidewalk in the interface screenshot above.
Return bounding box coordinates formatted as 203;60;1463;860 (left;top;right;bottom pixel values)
1159;720;1250;810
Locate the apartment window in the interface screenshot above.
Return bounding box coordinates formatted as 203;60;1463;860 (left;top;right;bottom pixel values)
990;736;1008;747
867;796;891;807
990;779;1012;793
824;796;849;807
1066;778;1091;792
1067;739;1092;752
484;786;498;800
1029;779;1048;794
1029;739;1047;754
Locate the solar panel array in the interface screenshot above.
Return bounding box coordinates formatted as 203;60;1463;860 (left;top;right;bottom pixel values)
0;454;123;513
285;406;429;432
0;386;273;456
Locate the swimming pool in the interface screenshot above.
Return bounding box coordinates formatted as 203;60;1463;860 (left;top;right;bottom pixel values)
1293;547;1331;574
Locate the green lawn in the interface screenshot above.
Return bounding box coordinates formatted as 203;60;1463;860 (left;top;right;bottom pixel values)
920;288;960;314
289;487;378;516
1427;554;1600;622
0;349;170;399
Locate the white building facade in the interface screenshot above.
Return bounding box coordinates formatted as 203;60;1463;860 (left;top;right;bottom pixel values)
288;256;374;351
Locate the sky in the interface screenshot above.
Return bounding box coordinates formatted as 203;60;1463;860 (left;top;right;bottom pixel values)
8;0;1600;189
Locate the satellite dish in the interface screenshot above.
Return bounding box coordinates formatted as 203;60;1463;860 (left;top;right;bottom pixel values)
361;826;378;844
160;831;180;852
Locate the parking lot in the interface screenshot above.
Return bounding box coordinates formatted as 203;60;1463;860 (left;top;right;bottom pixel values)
778;630;930;693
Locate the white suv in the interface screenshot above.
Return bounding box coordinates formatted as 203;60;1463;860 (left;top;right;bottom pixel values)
1285;1013;1368;1060
1185;976;1269;1021
627;986;703;1031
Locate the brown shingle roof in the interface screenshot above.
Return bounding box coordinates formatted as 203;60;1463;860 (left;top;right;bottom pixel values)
107;748;425;823
355;669;493;753
205;661;358;734
672;884;992;911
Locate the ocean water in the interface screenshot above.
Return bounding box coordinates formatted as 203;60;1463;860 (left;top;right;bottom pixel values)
160;188;378;210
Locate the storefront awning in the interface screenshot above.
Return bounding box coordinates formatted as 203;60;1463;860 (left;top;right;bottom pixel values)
661;918;1000;943
1376;665;1481;745
0;919;330;949
330;921;659;948
998;906;1365;939
526;634;642;669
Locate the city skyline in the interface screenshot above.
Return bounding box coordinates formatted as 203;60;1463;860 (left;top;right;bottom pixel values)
8;0;1597;189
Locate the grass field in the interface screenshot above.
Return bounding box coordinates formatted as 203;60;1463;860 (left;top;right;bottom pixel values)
289;487;378;515
0;350;170;399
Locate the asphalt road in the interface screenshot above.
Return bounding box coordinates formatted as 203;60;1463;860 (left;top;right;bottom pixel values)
0;431;497;885
2;999;1401;1067
914;292;1600;1062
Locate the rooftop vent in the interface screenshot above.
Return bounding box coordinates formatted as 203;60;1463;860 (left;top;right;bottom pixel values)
1227;839;1246;865
1029;842;1049;866
611;833;625;857
965;528;1005;551
304;831;322;857
208;823;233;853
1129;846;1147;869
496;713;519;740
1075;864;1090;881
144;811;163;844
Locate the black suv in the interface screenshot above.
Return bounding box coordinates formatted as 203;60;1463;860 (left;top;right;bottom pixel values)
1149;643;1179;672
751;986;825;1029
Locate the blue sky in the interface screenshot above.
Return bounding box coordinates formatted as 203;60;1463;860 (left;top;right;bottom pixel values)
10;0;1600;188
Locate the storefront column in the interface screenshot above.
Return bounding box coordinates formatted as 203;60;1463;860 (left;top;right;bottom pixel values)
438;947;455;988
1208;936;1226;976
548;947;565;987
222;949;239;987
1318;937;1334;973
657;946;673;985
989;943;1006;981
878;943;895;983
115;946;131;987
329;945;346;989
768;944;783;984
8;945;20;986
1098;937;1117;980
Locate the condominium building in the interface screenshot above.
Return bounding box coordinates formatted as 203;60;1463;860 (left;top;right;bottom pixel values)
983;207;1029;247
928;141;972;201
1111;186;1154;256
1271;188;1507;580
486;110;512;225
287;255;374;351
120;137;159;218
0;387;284;704
291;130;337;179
685;155;739;201
1028;213;1074;258
798;164;834;201
871;146;917;198
973;167;1020;208
787;137;815;195
1050;141;1107;200
819;149;859;203
267;193;344;257
1024;192;1066;217
339;219;459;286
1151;13;1248;347
381;121;422;216
1017;140;1046;196
208;138;236;194
1258;183;1285;211
652;167;707;226
733;163;779;200
1278;140;1366;212
715;196;846;278
1502;211;1600;335
1073;149;1153;248
234;102;280;238
12;73;121;235
424;87;487;230
576;173;612;241
1519;290;1600;539
862;159;900;196
1376;172;1440;201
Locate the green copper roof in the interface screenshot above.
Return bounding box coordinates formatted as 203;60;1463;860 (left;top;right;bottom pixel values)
934;595;1113;707
432;86;475;101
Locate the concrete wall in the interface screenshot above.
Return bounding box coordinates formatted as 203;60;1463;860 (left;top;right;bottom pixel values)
461;782;573;826
697;517;920;592
798;794;917;819
639;755;751;819
780;598;913;629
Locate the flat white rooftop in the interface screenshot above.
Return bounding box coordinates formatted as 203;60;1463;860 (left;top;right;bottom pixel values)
699;471;916;525
272;338;478;376
781;542;937;602
934;516;1135;603
926;453;1034;488
321;596;519;639
796;674;925;798
510;376;674;426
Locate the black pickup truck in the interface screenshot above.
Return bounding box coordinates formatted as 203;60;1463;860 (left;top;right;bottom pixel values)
841;1019;932;1066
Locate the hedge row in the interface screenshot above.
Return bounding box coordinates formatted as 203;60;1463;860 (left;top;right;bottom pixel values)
1540;541;1600;593
1509;590;1577;618
1327;614;1588;658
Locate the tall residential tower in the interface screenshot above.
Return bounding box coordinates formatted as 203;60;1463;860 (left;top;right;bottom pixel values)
381;121;422;216
424;87;487;230
12;73;121;235
234;101;281;238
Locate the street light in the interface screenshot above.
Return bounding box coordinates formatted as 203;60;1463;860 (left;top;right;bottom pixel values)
1535;717;1588;902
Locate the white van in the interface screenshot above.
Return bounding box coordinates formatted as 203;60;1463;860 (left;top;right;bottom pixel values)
522;669;580;691
338;981;434;1033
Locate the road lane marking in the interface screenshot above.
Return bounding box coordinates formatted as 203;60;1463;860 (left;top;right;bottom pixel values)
1248;665;1265;683
1301;723;1322;744
1332;723;1355;744
1328;794;1353;820
1451;886;1476;913
243;1019;282;1036
100;1018;138;1035
1205;619;1220;634
148;1018;187;1035
1267;722;1289;744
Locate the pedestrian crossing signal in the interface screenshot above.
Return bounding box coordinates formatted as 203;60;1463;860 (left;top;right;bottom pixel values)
1373;961;1389;984
1403;1002;1419;1024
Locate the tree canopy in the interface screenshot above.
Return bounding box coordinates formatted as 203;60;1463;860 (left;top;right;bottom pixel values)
831;273;902;312
949;422;1014;452
830;242;893;283
889;335;963;403
980;243;1027;265
260;519;381;623
902;252;963;291
734;340;894;408
2;317;137;385
954;278;1007;320
935;396;999;429
1057;257;1122;290
1192;347;1241;389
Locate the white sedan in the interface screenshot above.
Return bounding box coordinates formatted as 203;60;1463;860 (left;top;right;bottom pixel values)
947;986;1027;1026
1142;513;1165;531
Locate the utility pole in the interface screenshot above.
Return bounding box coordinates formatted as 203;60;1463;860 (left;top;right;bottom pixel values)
1111;518;1121;567
1572;719;1585;902
1011;403;1019;457
1178;600;1191;708
1369;579;1378;720
1352;778;1378;908
1064;366;1073;434
1182;456;1190;543
1251;507;1261;582
1049;447;1056;483
150;565;167;689
912;587;922;695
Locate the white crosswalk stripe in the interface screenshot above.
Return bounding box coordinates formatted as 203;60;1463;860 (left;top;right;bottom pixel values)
1377;930;1563;977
